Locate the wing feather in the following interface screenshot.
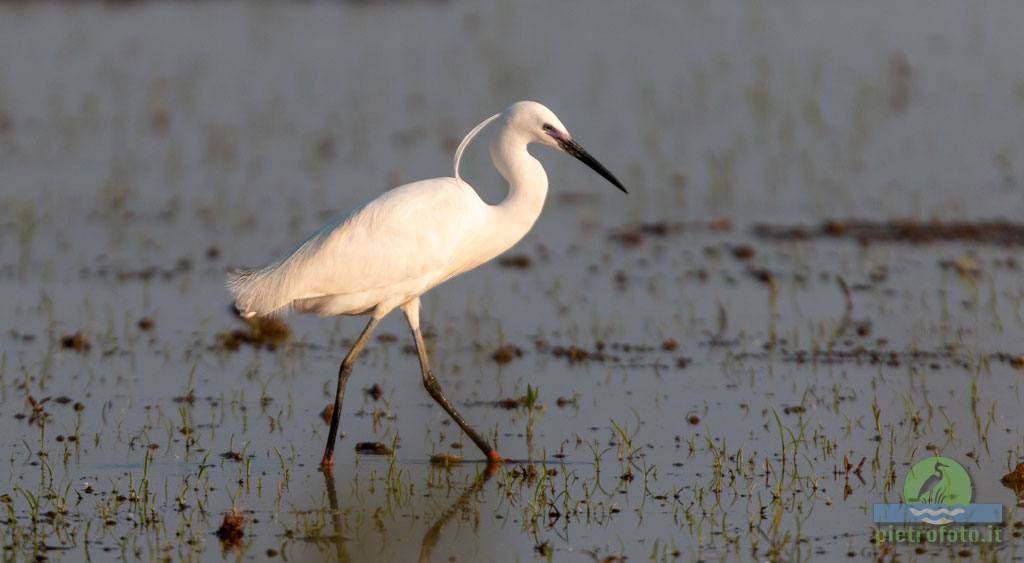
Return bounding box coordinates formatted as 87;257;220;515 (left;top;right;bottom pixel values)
228;178;483;316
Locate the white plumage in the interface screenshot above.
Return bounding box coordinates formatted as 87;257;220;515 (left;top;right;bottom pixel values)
228;179;492;317
230;102;558;319
226;100;627;467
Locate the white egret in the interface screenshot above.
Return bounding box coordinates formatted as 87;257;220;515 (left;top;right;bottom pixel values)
226;100;627;468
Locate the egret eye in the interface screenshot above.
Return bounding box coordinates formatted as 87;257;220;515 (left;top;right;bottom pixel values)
542;123;554;132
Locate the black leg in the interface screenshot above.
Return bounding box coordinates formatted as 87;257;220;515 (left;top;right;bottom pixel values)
321;317;379;468
403;300;501;463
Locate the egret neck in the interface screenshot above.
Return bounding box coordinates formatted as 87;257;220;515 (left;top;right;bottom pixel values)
489;124;549;242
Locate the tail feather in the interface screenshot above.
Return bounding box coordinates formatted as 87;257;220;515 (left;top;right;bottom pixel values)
226;267;291;318
226;222;337;318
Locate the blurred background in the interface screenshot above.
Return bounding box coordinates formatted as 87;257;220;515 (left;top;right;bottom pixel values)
3;0;1023;266
3;1;1024;561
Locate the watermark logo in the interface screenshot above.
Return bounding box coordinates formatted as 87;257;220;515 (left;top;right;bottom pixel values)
902;457;973;524
873;456;1004;545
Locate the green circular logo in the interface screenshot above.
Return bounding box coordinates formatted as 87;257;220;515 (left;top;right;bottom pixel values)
903;457;973;505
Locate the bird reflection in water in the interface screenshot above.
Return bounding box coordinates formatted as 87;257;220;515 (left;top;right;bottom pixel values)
318;463;498;562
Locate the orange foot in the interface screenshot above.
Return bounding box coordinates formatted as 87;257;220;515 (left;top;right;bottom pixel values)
320;455;334;469
486;450;504;464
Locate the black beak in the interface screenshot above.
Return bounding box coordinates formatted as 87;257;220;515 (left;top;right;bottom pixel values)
557;138;628;194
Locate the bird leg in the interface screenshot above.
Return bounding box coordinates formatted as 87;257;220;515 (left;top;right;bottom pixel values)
321;317;380;469
403;300;502;464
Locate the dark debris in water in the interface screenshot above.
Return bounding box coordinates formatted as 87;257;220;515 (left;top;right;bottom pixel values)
429;453;462;467
494;397;525;410
9;330;35;342
747;267;775;285
555;395;578;408
534;338;691;368
1001;463;1024;484
551;345;602;364
25;395;51;426
215;509;245;546
217;317;290;351
610;219;732;247
364;383;383;400
938;255;982;277
730;244;756;260
60;331;91;353
355;442;393;455
754;219;1024;246
498;254;532;269
87;256;194;282
1001;463;1024;497
733;346;1024;370
491;344;524;365
319;404;334;424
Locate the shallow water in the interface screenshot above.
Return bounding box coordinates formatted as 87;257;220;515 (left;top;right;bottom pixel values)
2;1;1024;561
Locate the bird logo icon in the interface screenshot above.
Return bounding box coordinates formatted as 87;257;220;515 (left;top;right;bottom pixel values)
901;457;974;524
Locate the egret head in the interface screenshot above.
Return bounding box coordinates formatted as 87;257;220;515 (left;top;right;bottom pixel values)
503;101;628;193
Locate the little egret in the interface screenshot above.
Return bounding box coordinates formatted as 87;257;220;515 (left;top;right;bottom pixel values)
226;100;627;468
